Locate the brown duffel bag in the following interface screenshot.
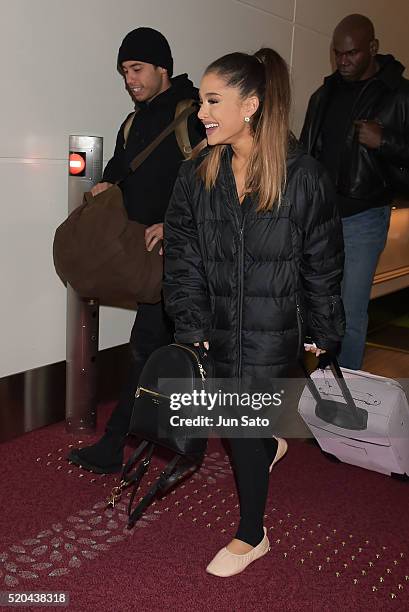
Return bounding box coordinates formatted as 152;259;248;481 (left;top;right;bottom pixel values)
53;100;199;309
53;185;163;309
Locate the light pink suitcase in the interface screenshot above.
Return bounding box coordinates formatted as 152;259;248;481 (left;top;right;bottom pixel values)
298;359;409;477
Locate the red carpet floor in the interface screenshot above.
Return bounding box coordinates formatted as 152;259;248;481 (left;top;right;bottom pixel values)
0;404;408;612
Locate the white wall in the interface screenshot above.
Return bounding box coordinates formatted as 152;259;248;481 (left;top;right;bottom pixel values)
1;0;408;378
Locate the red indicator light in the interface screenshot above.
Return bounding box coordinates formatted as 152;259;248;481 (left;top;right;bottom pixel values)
69;152;86;176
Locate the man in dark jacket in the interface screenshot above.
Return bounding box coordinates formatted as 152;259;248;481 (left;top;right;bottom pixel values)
68;27;204;473
300;14;409;369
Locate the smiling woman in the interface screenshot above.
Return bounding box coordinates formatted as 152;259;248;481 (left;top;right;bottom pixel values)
164;47;345;578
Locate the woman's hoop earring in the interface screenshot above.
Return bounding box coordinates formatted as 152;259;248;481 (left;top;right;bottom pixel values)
244;117;250;123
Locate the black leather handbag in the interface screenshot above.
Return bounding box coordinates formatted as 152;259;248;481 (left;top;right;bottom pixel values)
107;343;213;527
130;343;211;456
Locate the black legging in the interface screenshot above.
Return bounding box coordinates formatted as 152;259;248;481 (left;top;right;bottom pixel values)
108;302;278;547
229;436;278;547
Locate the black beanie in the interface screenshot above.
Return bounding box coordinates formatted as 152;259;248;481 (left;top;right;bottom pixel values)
117;27;173;77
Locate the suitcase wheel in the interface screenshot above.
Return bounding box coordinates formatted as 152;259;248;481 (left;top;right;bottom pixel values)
391;472;409;482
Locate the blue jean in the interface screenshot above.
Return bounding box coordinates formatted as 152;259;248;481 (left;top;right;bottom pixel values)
338;206;391;370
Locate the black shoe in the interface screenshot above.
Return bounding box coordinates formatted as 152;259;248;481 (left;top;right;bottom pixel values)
67;432;125;474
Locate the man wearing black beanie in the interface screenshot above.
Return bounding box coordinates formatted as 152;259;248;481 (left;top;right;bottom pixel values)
68;27;204;473
117;27;174;77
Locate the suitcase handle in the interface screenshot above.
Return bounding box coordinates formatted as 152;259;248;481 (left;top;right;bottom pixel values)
300;357;368;431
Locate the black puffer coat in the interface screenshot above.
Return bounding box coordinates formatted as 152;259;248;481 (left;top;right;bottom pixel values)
164;145;345;378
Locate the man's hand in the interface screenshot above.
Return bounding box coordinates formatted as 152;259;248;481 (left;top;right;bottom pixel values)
90;181;113;196
145;223;164;255
354;119;382;149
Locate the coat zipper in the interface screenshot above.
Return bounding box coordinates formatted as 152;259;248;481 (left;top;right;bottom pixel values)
329;294;338;313
295;296;304;358
223;150;247;379
236;218;245;378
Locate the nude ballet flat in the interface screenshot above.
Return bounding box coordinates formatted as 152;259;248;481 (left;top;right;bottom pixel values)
269;437;288;473
206;527;270;577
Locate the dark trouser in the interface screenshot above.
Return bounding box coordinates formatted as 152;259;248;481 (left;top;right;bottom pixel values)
106;301;174;436
229;436;278;547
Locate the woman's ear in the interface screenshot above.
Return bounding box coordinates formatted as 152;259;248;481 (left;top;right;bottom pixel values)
243;95;260;119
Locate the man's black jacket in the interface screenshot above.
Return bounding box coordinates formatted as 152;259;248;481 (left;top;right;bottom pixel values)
103;73;204;225
164;146;345;379
300;54;409;207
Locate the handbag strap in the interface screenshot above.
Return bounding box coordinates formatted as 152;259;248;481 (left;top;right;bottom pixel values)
106;439;151;508
106;436;202;523
123;440;155;486
127;454;182;528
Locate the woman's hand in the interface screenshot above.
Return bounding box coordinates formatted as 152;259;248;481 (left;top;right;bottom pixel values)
304;343;326;357
194;341;210;350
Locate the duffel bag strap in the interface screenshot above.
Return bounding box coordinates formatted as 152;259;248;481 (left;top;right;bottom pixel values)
128;103;196;174
122;108;140;149
114;103;196;186
117;102;197;185
127;454;182;528
174;99;195;158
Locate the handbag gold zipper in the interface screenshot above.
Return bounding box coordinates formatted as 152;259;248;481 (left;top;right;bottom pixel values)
135;386;170;399
170;343;207;382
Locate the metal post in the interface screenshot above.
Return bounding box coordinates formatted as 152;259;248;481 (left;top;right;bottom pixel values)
65;135;103;434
